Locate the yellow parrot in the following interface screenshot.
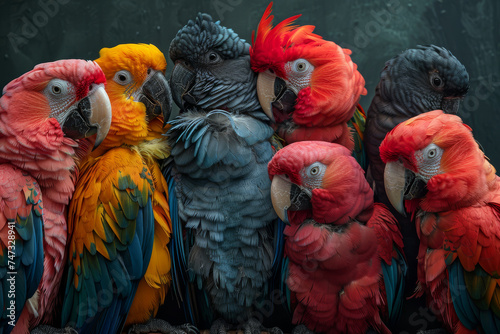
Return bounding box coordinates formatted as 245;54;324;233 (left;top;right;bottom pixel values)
61;44;173;334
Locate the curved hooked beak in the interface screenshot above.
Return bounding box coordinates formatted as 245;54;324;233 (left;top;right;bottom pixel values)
384;161;428;215
61;84;112;149
441;96;463;114
257;71;297;123
136;70;173;124
169;60;195;112
270;175;312;225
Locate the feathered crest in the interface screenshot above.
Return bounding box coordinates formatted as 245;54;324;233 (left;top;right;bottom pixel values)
250;2;301;73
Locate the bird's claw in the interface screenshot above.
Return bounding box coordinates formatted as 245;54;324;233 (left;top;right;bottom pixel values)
291;324;314;334
31;325;78;334
128;318;198;334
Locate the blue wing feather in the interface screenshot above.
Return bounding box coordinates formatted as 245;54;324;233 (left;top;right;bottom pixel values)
381;247;407;325
0;172;44;334
448;260;500;332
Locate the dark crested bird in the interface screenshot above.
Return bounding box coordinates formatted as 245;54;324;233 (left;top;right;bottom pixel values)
165;12;279;334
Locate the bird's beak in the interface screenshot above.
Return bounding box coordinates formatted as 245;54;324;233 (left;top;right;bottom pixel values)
169;61;195;111
384;161;428;215
270;175;312;225
136;70;173;125
257;71;297;123
61;84;112;149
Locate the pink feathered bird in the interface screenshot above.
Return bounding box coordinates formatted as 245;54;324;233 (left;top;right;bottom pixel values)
0;60;111;333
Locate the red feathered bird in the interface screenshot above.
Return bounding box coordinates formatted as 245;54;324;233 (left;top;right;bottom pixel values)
381;110;500;333
250;3;367;166
268;141;406;334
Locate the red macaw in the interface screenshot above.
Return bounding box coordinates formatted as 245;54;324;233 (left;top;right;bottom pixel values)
380;110;500;333
0;59;111;334
61;44;172;334
268;141;406;334
250;3;367;166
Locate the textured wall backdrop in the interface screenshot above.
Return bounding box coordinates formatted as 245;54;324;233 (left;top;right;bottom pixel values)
1;0;499;164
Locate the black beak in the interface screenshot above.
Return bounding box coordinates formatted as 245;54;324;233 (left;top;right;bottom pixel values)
139;71;173;125
169;61;195;112
403;169;428;200
441;97;462;114
270;174;312;226
271;77;297;124
289;184;312;212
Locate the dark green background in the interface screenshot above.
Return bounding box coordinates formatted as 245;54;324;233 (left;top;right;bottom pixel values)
1;0;499;165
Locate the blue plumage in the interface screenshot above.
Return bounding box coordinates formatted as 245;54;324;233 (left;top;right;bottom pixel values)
166;109;276;327
0;177;44;334
449;261;500;332
381;248;407;326
166;12;283;331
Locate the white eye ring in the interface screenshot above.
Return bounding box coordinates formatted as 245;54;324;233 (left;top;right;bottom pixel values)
113;70;133;85
427;148;437;158
310;166;320;175
47;79;68;97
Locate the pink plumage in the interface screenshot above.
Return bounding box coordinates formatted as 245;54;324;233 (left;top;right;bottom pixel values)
0;59;110;333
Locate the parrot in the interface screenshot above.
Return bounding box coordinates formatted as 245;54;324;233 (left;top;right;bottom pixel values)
166;12;279;333
365;44;469;211
363;45;469;331
267;140;407;334
0;59;112;334
249;3;368;168
61;44;172;334
380;110;500;333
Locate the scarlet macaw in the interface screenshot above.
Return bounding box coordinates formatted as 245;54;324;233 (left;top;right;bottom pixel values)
250;3;367;167
268;141;406;334
364;46;469;331
381;110;500;333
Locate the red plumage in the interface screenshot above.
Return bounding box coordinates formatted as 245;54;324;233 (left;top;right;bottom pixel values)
380;110;500;333
269;141;404;333
251;4;366;148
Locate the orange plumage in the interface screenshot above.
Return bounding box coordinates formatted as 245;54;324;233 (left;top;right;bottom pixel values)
63;44;172;332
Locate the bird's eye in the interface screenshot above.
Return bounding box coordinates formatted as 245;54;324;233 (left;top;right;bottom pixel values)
293;59;310;73
46;79;69;97
113;70;133;85
430;72;444;88
421;143;443;162
306;162;325;178
208;52;220;63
